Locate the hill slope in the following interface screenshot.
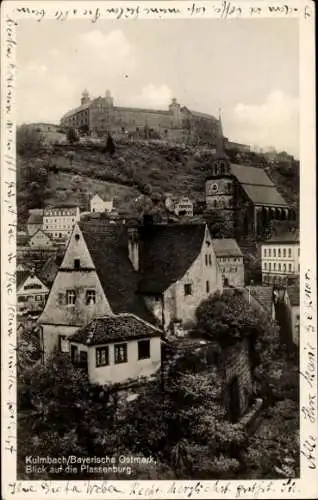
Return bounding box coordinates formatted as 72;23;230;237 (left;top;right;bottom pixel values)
17;138;299;227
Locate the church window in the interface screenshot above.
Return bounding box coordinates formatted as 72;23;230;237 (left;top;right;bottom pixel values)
86;290;96;305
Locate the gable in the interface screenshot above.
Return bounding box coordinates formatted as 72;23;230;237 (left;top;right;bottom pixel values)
18;274;49;294
60;224;95;269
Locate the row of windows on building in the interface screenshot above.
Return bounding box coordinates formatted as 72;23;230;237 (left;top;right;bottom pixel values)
218;257;241;262
59;289;96;306
220;267;239;273
263;247;299;258
62;338;151;367
18;294;48;302
45;212;76;217
184;281;211;295
263;262;300;272
209;198;233;209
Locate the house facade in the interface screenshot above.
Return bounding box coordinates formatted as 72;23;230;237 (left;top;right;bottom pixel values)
29;229;53;248
130;223;223;331
17;271;49;314
174;197;194;217
43;205;80;241
261;230;300;284
38;221;156;360
68;315;162;386
90;194;113;214
212;239;244;287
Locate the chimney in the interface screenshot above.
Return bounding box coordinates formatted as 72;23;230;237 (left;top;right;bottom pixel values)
128;227;139;271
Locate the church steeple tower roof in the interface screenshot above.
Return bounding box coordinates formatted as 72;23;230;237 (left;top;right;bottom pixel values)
215;108;227;160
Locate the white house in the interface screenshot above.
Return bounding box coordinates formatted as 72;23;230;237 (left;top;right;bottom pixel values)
174;197;194;217
90;194;113;214
212;239;244;287
261;229;300;284
68;314;162;386
17;271;49;314
38;220;158;360
43;205;80;241
29;229;53;248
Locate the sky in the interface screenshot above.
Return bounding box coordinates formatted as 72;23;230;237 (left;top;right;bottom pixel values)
16;18;299;156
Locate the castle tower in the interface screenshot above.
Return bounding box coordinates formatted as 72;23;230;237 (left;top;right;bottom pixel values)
205;110;236;233
81;89;90;106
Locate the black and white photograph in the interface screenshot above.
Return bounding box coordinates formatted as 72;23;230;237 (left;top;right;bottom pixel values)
1;1;317;497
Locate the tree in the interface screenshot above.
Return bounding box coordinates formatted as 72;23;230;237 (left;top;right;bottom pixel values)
66;127;79;144
17;125;45;156
105;133;116;156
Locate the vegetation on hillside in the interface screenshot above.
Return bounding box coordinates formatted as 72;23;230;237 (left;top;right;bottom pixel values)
17;132;300;229
18;290;298;480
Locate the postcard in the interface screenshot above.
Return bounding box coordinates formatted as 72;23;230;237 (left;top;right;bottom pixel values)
1;1;317;498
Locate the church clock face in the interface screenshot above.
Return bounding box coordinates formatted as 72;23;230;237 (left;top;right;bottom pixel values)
207;182;219;195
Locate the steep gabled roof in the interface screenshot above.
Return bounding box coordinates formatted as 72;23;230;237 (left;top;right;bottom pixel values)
16;271;30;289
138;224;206;294
39;254;64;285
27;212;43;225
230;163;288;207
69;313;162;346
79;221;156;324
213;239;243;257
249;286;273;315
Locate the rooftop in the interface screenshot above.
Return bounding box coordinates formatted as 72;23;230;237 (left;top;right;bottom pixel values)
249;286;274;315
137;224;207;294
69;313;162;346
212;238;243;257
79;221;157;324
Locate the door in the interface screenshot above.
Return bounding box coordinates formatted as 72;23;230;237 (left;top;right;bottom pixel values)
227;376;241;423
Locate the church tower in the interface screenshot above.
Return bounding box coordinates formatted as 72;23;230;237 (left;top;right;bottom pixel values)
205;111;236;232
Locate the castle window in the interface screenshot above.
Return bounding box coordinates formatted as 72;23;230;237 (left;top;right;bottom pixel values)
66;290;76;305
86;290;96;305
184;284;192;296
138;339;150;360
114;343;128;364
206;280;210;294
96;346;109;367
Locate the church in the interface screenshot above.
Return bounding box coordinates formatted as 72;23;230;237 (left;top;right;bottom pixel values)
205;117;295;241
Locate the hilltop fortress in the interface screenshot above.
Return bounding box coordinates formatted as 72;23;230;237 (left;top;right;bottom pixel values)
60;89;223;145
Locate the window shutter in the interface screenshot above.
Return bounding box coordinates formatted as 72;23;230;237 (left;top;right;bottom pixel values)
58;292;66;305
